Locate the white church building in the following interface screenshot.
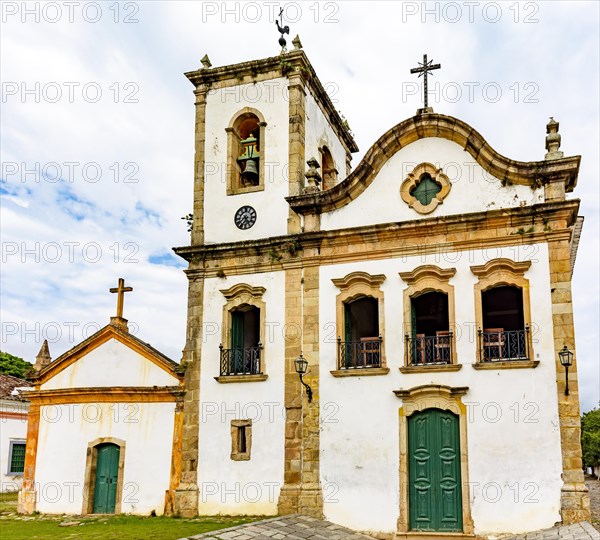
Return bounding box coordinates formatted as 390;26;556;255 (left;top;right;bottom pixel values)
18;43;590;538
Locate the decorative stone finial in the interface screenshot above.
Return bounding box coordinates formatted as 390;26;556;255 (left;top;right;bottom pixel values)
35;339;51;371
292;35;303;50
545;117;564;160
303;157;322;194
200;54;212;69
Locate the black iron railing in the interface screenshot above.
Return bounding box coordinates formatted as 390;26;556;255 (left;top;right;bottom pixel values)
405;332;453;365
219;344;262;375
478;327;529;362
337;336;382;369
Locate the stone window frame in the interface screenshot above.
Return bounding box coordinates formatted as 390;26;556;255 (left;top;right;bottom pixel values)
330;271;389;377
82;437;126;515
7;439;26;475
393;384;474;536
319;142;338;190
470;258;538;370
226;107;267;196
399;265;461;372
230;419;252;461
400;162;451;215
216;283;268;383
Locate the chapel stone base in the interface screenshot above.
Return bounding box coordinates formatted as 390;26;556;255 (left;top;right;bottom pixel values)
173;484;199;517
277;483;323;518
560;483;591;524
17;490;37;514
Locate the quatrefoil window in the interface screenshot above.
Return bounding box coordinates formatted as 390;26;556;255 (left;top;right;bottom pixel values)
401;163;451;214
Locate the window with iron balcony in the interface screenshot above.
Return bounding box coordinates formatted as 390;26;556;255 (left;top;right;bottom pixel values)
399;266;461;373
471;259;538;370
216;283;268;382
330;272;389;377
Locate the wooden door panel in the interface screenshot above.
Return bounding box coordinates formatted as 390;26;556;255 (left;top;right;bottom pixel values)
92;444;119;514
408;409;462;532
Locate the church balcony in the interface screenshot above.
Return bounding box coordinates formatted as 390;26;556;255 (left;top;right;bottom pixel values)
404;332;454;366
219;344;262;376
478;327;530;363
337;336;383;370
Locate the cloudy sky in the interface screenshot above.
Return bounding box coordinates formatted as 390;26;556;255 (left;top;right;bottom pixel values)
1;1;598;411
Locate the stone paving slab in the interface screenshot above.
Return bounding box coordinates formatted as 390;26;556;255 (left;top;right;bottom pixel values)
178;516;600;540
177;514;377;540
498;521;600;540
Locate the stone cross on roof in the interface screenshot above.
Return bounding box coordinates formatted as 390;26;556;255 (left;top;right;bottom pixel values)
410;53;441;112
110;278;133;330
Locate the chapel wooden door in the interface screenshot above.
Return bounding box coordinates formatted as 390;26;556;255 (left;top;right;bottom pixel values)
408;409;462;532
93;443;120;514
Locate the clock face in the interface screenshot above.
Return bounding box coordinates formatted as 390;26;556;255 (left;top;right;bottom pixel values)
234;205;257;230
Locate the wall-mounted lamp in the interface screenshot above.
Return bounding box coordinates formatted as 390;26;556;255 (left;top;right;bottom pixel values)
294;354;313;403
558;345;573;396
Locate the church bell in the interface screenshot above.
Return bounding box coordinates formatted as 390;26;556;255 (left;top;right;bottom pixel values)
241;159;259;184
237;132;261;186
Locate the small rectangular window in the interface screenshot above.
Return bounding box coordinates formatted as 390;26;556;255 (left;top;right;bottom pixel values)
231;420;252;461
237;426;247;454
8;441;26;474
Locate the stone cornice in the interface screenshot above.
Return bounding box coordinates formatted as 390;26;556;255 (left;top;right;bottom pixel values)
173;200;580;277
25;386;184;405
399;265;456;285
185;50;358;154
393;384;469;400
470;258;532;278
286;113;580;215
219;283;266;300
331;271;386;291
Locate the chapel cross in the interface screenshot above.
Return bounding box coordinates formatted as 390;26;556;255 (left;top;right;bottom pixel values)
110;278;133;319
410;54;441;109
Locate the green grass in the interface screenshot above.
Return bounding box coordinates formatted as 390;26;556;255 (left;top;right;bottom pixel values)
0;494;265;540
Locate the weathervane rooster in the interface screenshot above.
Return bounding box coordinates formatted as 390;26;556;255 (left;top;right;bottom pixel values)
276;8;289;51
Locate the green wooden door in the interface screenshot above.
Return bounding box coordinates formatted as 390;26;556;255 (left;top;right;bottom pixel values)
408;409;462;532
93;443;120;514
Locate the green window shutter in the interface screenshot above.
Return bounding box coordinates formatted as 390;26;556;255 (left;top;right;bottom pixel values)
344;303;352;342
231;311;244;349
411;174;441;206
9;443;26;473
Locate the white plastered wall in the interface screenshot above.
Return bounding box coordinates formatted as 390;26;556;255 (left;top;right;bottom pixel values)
197;271;286;515
305;91;349;185
321;137;544;230
40;339;179;390
319;244;562;535
203;78;290;244
34;401;176;515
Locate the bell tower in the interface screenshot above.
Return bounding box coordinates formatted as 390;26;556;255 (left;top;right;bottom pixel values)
173;44;357;518
183;44;357;246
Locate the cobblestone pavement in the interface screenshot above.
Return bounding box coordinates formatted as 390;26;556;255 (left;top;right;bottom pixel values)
499;522;599;540
177;514;376;539
587;476;600;531
178;515;600;540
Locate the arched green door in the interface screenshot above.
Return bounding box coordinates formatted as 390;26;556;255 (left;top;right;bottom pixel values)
92;443;120;514
408;409;462;532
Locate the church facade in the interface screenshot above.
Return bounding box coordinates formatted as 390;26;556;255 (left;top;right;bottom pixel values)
172;44;590;538
15;44;591;538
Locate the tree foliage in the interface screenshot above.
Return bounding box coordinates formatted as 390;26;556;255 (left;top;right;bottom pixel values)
0;351;33;379
581;408;600;468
